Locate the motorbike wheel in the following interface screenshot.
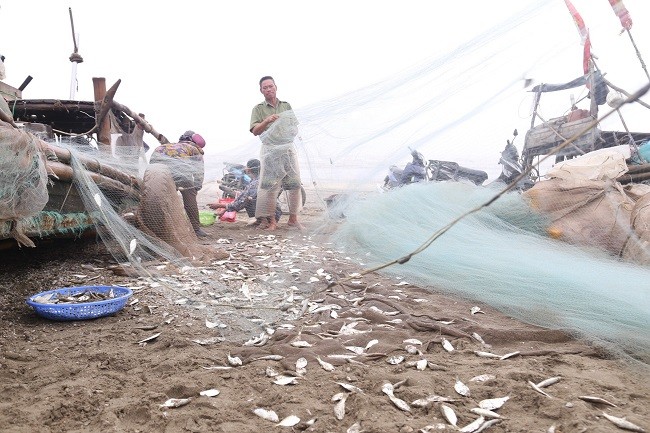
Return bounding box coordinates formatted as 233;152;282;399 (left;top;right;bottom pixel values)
277;186;307;215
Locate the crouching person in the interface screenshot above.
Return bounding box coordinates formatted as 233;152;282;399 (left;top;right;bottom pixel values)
150;130;208;237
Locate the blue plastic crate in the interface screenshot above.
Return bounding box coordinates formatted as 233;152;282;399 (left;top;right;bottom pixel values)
26;285;133;321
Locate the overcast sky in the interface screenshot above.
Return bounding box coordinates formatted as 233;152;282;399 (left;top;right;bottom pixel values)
1;0;649;184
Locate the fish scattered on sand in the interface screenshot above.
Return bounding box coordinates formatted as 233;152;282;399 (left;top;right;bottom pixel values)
471;408;504;419
382;383;411;412
253;408;279;423
601;412;646;432
528;380;553;398
454;378;471;397
159;398;191;409
478;396;510;411
536;376;561;388
333;392;348;420
579;395;617;408
277;415;300;427
199;389;220;397
316;356;335;371
460;416;485;432
440;403;458;427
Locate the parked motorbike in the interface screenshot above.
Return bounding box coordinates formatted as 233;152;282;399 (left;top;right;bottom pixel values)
219;162;251;199
383;149;428;188
218;161;307;213
383;149;488;189
427;160;488;185
494;129;534;191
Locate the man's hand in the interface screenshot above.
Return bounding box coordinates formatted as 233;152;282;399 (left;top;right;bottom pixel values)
265;114;279;125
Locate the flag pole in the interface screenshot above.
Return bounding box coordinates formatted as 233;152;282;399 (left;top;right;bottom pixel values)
68;7;84;100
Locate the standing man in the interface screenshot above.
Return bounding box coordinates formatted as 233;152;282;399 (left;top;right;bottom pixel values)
149;130;208;237
250;76;303;230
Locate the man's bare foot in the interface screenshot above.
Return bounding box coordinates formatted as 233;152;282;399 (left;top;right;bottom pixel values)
287;221;304;231
287;214;303;230
264;221;278;231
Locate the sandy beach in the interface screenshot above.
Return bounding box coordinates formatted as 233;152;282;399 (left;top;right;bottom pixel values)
0;184;648;433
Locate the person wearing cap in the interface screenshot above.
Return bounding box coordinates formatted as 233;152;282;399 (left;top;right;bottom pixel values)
150;130;208;237
208;158;282;225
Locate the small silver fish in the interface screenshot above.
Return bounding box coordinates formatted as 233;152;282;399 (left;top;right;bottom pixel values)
227;353;242;366
253;408;279;423
254;355;284;361
478;396;510;410
536;376;562;388
471;408;504;419
528;380;553;398
316;356;335;372
499;351;520;360
474;351;501;359
387;355;405;365
440;403;458;427
295;357;308;376
333;393;348;420
277;415;300;427
290;340;313;348
273;375;298;385
475;419;502;433
470;374;496;382
412;395;457;408
460;416;485;433
579;395;617;408
405;344;420;354
442;338;455;352
454;378;471;397
471;332;486;345
337;382;363;393
159;397;192;409
601;412;646;432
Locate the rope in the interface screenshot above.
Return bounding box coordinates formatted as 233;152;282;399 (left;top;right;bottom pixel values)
626;29;650;82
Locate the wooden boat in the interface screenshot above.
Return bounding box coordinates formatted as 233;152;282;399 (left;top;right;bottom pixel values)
0;77;168;248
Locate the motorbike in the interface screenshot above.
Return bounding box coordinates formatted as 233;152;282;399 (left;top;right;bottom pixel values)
383;149;488;189
383;149;428;189
493;129;535;191
218;161;307;213
219;162;251;199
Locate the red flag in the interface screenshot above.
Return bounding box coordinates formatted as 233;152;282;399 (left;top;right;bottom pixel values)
564;0;591;74
608;0;633;30
583;31;591;74
564;0;588;44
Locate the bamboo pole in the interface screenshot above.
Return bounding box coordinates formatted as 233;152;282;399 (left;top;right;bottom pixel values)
92;77;111;145
45;142;141;191
46;160;140;201
603;78;650;110
625;163;650;174
94;79;121;136
111;99;169;145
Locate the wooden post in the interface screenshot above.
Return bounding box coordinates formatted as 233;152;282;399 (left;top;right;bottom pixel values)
92;77;111;146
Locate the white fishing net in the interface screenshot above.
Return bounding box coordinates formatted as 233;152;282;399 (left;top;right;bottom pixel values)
1;0;649;362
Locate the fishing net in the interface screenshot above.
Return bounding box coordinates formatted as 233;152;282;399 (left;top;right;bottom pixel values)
2;0;650;361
